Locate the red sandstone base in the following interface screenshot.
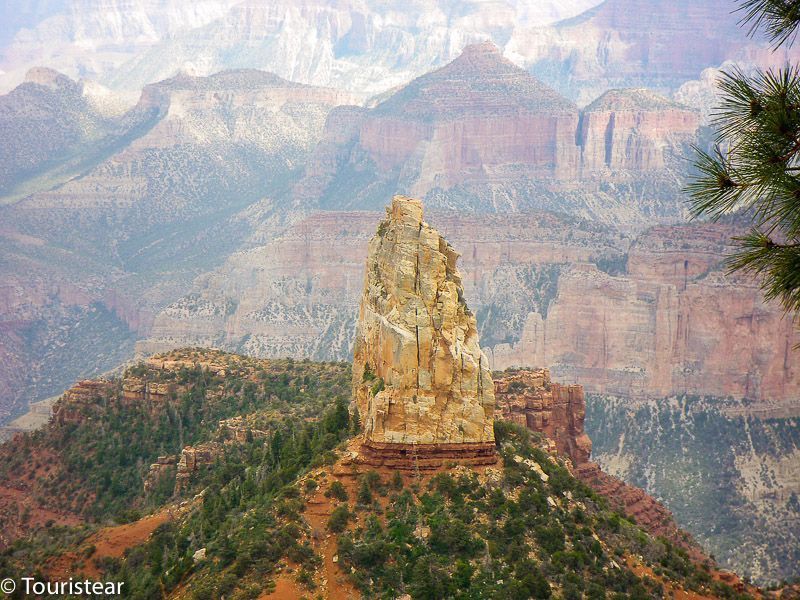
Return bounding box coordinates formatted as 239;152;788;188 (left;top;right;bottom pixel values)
356;440;498;470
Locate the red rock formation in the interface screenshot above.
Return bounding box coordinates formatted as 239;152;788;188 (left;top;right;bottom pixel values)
355;441;498;470
579;89;698;172
362;41;579;178
494;369;592;466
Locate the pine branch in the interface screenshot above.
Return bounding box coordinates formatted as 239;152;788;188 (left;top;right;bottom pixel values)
728;229;800;313
690;67;800;237
737;0;800;47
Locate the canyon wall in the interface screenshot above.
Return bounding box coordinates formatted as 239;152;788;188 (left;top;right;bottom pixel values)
2;0;794;105
142;213;799;407
490;224;800;404
578;89;699;172
0;68;355;421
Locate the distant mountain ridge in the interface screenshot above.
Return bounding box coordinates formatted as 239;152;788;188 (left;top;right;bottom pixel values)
294;42;699;220
0;66;355;422
1;0;795;103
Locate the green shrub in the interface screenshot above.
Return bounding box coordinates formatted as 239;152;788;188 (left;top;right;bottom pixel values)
328;505;351;533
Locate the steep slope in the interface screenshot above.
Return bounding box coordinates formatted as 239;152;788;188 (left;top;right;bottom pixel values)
0;349;755;599
579;89;699;172
0;67;142;199
0;68;353;421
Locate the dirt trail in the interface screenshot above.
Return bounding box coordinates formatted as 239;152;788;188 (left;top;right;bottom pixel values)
263;463;363;600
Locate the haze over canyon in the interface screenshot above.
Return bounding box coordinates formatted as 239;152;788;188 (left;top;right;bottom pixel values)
1;0;799;585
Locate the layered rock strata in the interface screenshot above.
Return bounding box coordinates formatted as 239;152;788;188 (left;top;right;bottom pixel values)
352;196;496;468
296;42;699;222
494;369;591;466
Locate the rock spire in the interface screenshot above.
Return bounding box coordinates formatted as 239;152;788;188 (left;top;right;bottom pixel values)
352;195;496;467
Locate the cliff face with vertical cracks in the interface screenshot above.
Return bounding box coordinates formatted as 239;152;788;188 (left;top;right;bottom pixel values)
352;196;496;467
489;223;800;404
494;369;591;466
579;89;698;172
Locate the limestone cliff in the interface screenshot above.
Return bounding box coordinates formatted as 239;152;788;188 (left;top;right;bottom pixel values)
352;196;495;462
578;89;698;172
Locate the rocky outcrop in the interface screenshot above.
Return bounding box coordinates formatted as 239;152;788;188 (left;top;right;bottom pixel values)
578;89;698;172
494;367;704;559
493;367;708;559
175;443;222;493
53;380;116;425
352;196;496;467
143;455;176;494
51;349;271;428
219;416;268;443
494;369;591;466
121;379;177;408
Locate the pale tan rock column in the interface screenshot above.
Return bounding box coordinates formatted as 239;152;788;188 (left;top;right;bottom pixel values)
352;195;496;468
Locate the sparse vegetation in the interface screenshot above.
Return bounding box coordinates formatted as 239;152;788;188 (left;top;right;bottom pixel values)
0;356;757;598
